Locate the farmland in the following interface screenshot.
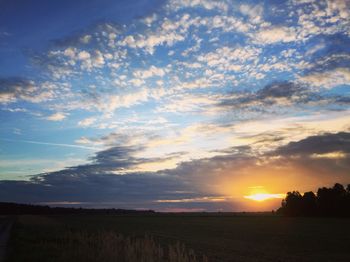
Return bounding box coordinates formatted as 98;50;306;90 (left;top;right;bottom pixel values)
6;214;350;262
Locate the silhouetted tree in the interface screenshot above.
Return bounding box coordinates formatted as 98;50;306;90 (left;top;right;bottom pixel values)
302;191;317;216
317;186;334;216
346;184;350;216
317;183;347;216
0;202;155;215
280;191;303;216
333;183;347;215
278;183;350;217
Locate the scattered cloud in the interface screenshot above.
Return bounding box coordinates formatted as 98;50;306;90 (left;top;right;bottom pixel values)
78;117;97;127
45;112;67;121
254;27;298;44
239;4;264;24
0;78;55;104
299;67;350;88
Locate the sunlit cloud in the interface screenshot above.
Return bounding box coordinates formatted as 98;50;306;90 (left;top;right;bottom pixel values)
244;193;285;202
310;151;348;159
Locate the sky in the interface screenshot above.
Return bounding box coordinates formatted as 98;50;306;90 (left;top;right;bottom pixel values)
0;0;349;212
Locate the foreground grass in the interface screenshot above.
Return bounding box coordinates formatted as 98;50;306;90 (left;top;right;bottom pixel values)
7;214;350;261
8;215;207;262
44;231;206;262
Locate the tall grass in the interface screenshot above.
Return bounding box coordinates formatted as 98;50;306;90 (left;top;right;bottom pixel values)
55;231;208;262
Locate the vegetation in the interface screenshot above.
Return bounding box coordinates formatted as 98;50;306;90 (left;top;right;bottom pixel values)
0;202;154;215
278;183;350;216
7;214;350;262
3;184;350;261
40;230;207;262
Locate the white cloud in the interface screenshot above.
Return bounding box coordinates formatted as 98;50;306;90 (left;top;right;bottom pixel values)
92;50;105;67
254;27;298;44
294;0;349;39
101;89;149;112
198;46;261;71
299;68;350;88
120;32;185;54
305;42;326;56
157;93;220;114
133;66;165;79
167;0;229;12
77;50;91;60
46;112;67;121
326;0;350;19
0;80;57;104
129;78;145;87
119;14;197;54
201;15;251;33
63;47;76;59
78;117;97;127
142;14;158;27
240;4;264;24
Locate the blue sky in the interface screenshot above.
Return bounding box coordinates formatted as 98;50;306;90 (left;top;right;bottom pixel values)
0;0;350;211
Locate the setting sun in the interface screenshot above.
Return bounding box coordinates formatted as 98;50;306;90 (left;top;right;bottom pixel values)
244;193;285;202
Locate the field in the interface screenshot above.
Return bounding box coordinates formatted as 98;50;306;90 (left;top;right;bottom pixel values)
6;214;350;262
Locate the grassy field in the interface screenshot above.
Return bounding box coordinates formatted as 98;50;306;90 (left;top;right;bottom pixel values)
6;214;350;262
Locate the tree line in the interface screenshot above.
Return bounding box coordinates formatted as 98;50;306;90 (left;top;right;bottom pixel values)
277;183;350;217
0;202;155;215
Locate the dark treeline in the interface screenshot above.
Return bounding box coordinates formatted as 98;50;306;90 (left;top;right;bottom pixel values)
278;183;350;217
0;202;155;215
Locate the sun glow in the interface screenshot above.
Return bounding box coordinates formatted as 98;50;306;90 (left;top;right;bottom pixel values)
244;193;285;202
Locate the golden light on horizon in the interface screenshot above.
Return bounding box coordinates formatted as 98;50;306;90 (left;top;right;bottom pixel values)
244;193;285;202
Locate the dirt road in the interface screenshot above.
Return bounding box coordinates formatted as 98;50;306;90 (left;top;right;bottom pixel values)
0;217;13;262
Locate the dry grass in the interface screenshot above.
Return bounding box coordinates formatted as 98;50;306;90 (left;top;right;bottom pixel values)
54;231;208;262
10;215;350;261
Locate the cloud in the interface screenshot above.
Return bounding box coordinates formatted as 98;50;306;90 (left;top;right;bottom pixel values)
305;42;326;57
157;93;220;114
78;117;97;127
133;66;165;79
218;79;350;116
1;131;350;210
294;0;350;39
45;112;67;121
119;21;186;54
273;132;350;156
197;46;261;70
218;81;314;111
166;0;228;13
254;27;298;44
0;78;55;104
297;33;350;88
262;131;350;185
0;138;99;150
257;82;305;99
1;0;350;210
239;4;264;24
299;67;350;88
0;144;250;210
18;1;349;121
77;50;90;60
326;0;350;19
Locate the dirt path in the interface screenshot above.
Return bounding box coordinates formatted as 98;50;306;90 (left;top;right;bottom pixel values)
0;217;13;262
